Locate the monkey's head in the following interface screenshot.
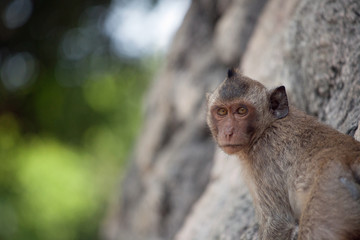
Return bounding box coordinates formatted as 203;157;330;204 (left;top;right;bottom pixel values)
207;68;289;155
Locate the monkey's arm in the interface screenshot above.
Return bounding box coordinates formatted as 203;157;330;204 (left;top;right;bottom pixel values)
258;212;298;240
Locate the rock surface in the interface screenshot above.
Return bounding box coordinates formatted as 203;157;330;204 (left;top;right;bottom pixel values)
102;0;360;239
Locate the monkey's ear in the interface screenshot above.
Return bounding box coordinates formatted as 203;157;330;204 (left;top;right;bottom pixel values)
269;86;289;119
227;68;237;78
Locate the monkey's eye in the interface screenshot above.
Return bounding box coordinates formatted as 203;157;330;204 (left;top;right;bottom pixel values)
237;107;248;115
217;108;228;116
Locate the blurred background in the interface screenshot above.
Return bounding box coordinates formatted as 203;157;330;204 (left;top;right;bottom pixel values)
0;0;190;239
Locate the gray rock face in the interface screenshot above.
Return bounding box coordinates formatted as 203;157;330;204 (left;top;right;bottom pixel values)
175;151;257;240
244;0;360;135
102;0;360;239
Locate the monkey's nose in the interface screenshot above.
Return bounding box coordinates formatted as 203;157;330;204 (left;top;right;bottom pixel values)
225;130;234;140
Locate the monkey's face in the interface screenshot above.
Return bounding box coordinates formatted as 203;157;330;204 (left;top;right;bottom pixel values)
207;68;289;155
208;100;256;154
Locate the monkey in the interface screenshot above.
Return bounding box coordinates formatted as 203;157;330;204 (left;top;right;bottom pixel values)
206;68;360;240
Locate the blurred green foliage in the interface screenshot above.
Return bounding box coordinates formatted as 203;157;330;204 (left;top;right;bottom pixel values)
0;64;154;240
0;0;159;239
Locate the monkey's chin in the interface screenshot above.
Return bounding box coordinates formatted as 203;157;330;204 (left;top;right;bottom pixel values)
220;144;243;155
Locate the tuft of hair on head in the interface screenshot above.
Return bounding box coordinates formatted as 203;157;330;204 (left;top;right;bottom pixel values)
227;68;237;79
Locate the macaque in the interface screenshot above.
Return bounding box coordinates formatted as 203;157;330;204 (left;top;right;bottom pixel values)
206;68;360;240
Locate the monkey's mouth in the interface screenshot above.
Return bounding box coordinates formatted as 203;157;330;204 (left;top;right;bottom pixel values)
220;144;243;148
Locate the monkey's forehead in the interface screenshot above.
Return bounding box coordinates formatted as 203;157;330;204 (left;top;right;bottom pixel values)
208;76;267;106
218;77;250;101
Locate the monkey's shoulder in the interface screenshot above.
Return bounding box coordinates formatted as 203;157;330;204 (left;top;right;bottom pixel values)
281;107;360;150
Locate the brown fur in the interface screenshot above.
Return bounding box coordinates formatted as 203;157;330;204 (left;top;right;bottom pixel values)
207;69;360;240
